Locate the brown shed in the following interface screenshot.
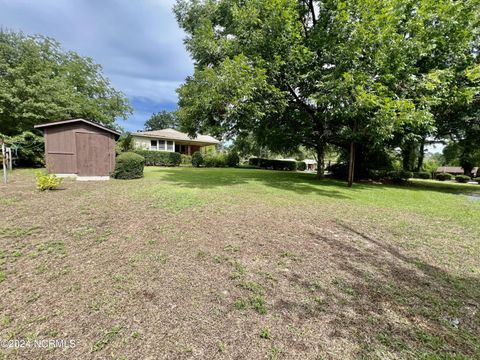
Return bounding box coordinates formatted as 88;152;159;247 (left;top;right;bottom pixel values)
34;119;120;177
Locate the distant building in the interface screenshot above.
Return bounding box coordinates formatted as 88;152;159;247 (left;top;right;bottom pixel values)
303;159;317;171
436;166;478;176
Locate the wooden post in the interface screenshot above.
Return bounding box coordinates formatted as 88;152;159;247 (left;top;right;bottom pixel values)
1;142;7;184
7;147;12;170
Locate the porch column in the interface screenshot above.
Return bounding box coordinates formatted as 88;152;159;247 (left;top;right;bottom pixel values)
188;145;191;155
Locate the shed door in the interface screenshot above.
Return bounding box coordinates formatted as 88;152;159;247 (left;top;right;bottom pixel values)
75;132;111;176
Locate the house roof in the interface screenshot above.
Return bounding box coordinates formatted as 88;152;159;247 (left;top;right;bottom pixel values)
133;128;220;145
34;118;121;138
436;166;478;174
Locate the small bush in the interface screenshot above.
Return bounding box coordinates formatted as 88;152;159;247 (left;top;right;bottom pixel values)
455;175;471;183
413;171;431;179
436;173;453;181
113;152;145;179
181;154;192;165
259;327;271;339
248;158;297;171
473;177;480;184
35;171;63;191
192;151;204;167
387;170;413;183
327;163;348;179
296;161;306;171
226;152;240;167
133;150;181;167
367;169;388;181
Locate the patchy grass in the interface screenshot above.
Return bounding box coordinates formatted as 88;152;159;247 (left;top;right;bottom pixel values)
0;167;479;359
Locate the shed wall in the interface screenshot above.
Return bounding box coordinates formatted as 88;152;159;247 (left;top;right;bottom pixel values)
44;122;116;176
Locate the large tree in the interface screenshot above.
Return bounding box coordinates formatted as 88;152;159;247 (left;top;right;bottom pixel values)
175;0;479;180
144;110;179;131
0;30;132;136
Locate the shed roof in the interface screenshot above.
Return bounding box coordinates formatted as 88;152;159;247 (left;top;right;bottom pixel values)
133;128;220;145
34;118;121;138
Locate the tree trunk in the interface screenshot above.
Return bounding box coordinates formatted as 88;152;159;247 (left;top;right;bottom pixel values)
416;139;425;172
315;142;325;179
347;141;355;187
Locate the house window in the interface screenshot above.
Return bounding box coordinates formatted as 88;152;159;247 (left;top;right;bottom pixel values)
158;140;166;151
167;141;174;151
150;140;157;150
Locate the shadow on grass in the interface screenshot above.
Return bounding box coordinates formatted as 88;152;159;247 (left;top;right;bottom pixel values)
301;222;480;358
148;167;480;200
152;168;351;199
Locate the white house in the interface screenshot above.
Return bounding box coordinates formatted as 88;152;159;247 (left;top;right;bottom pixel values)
132;128;220;155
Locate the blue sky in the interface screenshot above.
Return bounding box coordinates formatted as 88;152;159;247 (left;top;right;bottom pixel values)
0;0;193;132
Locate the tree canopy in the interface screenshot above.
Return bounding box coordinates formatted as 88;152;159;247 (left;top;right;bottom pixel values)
175;0;479;179
0;30;132;136
144;110;179;131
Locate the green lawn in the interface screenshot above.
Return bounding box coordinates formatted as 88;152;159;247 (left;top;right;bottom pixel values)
0;167;479;359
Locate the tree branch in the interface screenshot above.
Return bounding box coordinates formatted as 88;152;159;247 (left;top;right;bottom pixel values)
308;0;317;27
286;84;316;119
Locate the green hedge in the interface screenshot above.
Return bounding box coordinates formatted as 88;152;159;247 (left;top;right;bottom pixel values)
192;151;204;167
113;152;145;179
249;158;297;171
204;153;227;167
133;150;181;166
413;171;431;179
473;177;480;183
455;175;471;183
436;173;453;181
226;152;240;167
387;170;413;183
296;161;306;171
191;151;239;168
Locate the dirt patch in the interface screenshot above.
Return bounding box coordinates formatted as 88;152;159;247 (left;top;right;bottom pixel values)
0;170;478;359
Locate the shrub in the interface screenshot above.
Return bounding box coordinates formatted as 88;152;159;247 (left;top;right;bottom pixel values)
455;175;471;183
113;152;145;179
35;171;63;191
133;150;181;167
204;153;227;167
248;158;260;167
473;177;480;183
225;152;240;167
367;169;388;181
413;171;431;179
327;163;348;179
296;161;306;171
387;170;413;183
192;151;204;167
436;173;453;181
181;154;192;165
248;158;297;171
